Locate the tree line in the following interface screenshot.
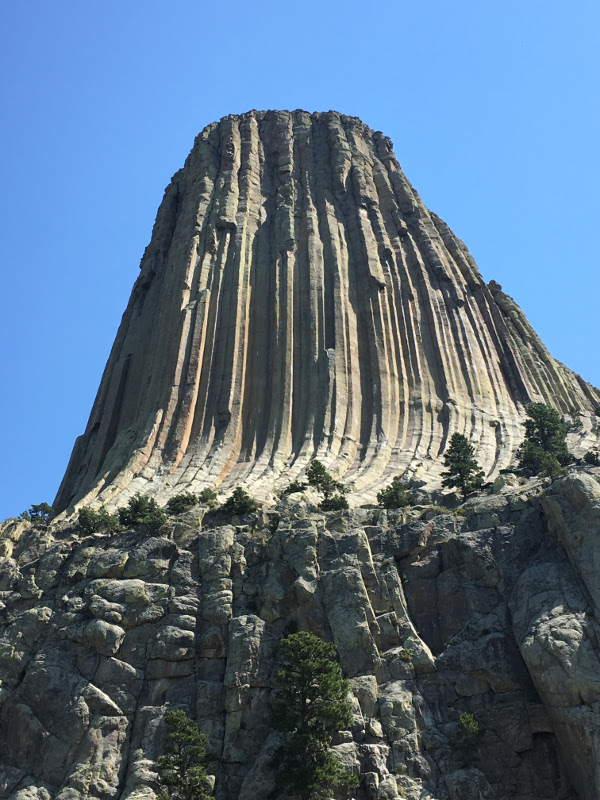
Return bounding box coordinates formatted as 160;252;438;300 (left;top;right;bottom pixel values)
18;401;600;529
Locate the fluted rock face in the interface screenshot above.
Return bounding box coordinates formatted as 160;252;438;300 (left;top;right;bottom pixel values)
55;110;599;512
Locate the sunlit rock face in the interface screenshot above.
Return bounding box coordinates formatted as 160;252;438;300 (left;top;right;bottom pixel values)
54;110;599;512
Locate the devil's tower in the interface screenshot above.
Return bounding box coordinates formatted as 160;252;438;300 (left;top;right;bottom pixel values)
5;109;600;800
54;110;599;512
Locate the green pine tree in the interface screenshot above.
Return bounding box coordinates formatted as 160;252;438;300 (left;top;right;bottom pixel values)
198;488;218;509
517;402;572;478
280;479;308;497
156;709;213;800
221;487;257;515
78;506;121;535
442;433;485;500
306;460;348;511
118;494;167;534
166;492;200;515
271;632;358;800
584;451;600;467
377;477;412;509
20;502;54;523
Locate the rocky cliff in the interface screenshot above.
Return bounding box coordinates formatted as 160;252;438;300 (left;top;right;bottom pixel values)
53;111;599;513
2;469;600;800
5;110;600;800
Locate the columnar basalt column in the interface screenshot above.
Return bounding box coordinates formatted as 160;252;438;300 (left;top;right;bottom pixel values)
54;110;600;511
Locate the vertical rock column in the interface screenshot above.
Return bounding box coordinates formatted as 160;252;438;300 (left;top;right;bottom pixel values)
54;111;600;513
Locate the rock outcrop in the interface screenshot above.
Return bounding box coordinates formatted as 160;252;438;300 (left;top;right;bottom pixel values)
6;110;600;799
2;467;600;799
53;111;599;513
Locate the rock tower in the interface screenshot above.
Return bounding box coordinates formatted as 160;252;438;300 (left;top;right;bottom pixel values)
4;110;600;800
54;110;599;512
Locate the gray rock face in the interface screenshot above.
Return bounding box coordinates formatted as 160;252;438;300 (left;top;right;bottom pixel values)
10;109;600;798
52;110;600;513
2;468;600;799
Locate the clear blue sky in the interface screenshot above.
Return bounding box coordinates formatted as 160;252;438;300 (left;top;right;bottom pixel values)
1;0;598;519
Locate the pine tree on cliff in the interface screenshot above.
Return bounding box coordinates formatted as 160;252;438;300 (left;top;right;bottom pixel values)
517;402;572;479
442;433;485;500
271;632;358;800
156;709;213;800
306;460;349;511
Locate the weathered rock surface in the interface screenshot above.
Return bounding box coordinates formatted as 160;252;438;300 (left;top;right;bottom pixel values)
53;110;600;512
3;467;600;799
11;109;600;798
